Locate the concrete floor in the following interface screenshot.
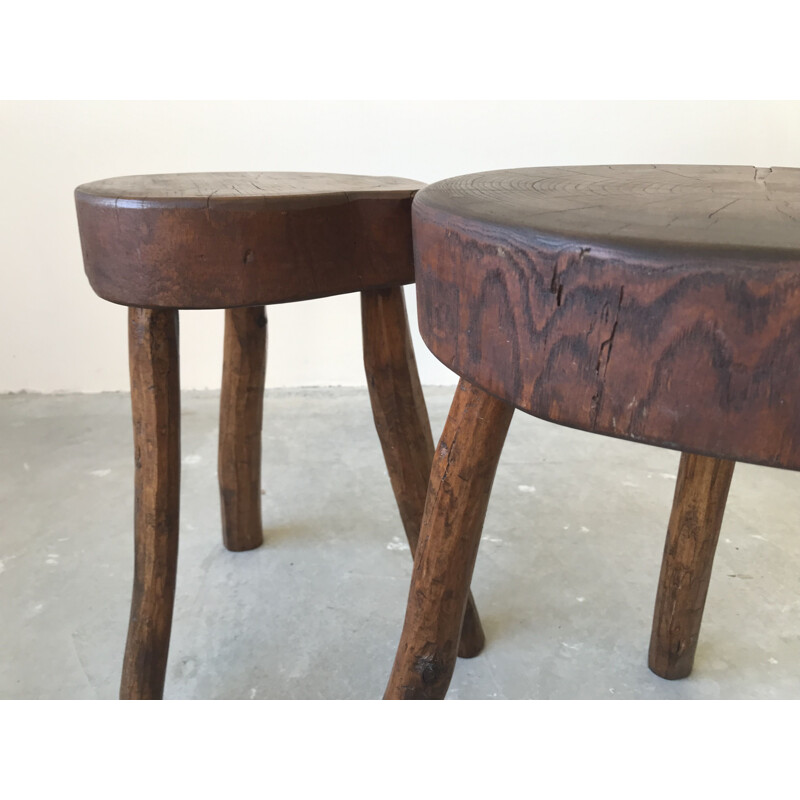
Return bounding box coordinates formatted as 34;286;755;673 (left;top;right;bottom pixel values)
2;387;800;700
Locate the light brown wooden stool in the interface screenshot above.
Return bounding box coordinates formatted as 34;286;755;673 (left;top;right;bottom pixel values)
75;172;484;699
385;165;800;699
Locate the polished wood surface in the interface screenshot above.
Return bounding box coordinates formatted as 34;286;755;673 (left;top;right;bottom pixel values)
387;165;800;698
361;287;485;658
385;380;514;699
649;453;736;679
219;306;267;552
77;170;455;698
122;308;181;699
81;172;422;204
418;165;800;256
414;165;800;470
76;172;423;308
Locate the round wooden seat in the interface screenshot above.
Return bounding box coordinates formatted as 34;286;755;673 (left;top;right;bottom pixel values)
75;172;423;308
386;165;800;699
414;165;800;471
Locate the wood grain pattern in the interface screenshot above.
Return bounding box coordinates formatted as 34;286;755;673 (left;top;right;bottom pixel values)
75;172;423;309
75;170;435;699
391;166;800;698
384;380;514;699
649;453;735;679
361;287;485;658
122;307;181;700
419;165;800;255
219;306;267;552
414;165;800;470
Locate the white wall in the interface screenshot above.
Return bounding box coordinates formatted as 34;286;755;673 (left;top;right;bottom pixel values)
2;100;799;392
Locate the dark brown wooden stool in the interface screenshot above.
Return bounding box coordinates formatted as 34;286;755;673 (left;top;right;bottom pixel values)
74;172;484;699
384;165;800;699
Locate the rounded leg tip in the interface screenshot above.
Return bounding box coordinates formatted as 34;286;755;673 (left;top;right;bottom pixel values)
457;631;486;659
222;534;264;552
648;655;693;681
383;682;448;700
457;600;486;658
120;680;165;700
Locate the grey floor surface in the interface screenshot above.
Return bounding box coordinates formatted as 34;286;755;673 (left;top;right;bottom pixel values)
2;387;800;700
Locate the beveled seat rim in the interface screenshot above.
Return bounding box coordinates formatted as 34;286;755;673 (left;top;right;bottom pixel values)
76;171;424;211
416;165;800;264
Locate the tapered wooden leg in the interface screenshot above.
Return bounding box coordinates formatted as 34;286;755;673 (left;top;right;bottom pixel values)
384;379;514;699
219;306;267;551
362;288;485;658
122;307;181;700
649;452;735;680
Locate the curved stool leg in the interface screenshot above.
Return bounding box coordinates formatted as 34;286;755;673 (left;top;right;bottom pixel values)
219;306;267;552
384;379;514;699
122;308;181;699
362;288;485;658
649;452;735;680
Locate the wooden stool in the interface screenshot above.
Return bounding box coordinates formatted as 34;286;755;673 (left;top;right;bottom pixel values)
74;172;484;699
385;165;800;699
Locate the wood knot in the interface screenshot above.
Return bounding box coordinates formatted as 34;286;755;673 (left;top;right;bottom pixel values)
413;655;444;686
